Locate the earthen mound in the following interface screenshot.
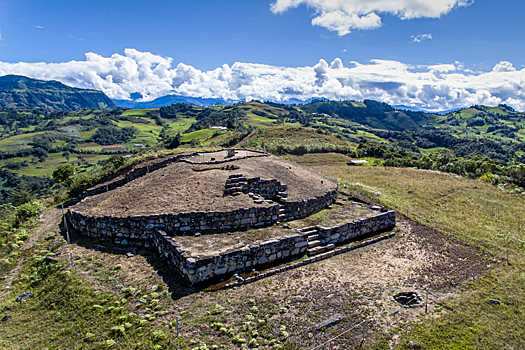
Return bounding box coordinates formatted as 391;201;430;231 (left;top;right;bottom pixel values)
74;154;336;217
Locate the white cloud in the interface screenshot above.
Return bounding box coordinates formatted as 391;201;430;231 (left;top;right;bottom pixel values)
35;26;44;29
1;49;525;111
412;33;433;42
270;0;473;35
492;61;516;73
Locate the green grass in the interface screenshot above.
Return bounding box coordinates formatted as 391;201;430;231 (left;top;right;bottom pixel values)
79;128;98;140
302;158;525;349
0;217;177;349
393;264;525;349
181;128;217;142
121;108;158;116
0;132;44;150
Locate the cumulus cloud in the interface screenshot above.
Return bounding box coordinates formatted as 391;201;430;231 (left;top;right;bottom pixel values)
270;0;473;35
412;33;433;42
2;49;525;111
492;61;516;73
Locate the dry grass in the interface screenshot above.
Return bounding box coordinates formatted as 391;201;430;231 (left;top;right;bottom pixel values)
312;164;525;250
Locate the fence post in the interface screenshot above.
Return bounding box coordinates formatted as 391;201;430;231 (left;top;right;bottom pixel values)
62;205;70;245
472;265;476;280
425;288;429;313
114;279;117;295
406;208;409;218
147;165;149;174
507;249;509;265
176;316;179;337
360;320;366;346
70;252;74;267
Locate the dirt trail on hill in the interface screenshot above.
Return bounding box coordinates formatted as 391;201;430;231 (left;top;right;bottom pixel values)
0;208;62;302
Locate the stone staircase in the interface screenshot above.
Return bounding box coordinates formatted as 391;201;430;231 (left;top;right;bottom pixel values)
300;227;335;257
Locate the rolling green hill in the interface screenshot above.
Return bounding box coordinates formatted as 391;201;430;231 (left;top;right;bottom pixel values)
2;98;525;204
0;75;117;111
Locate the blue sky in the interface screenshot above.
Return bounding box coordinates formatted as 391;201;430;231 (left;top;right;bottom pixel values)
1;0;525;111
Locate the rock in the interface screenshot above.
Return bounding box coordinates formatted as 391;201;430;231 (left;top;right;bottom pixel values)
370;206;382;211
1;315;12;322
282;224;291;229
489;299;501;305
406;341;422;349
126;252;135;258
152;285;159;292
43;256;58;264
313;315;345;331
16;292;34;302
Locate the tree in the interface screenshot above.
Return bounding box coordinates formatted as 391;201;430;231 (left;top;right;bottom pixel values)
165;133;181;149
52;164;76;188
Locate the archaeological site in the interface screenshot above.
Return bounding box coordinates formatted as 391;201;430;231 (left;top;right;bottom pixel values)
67;149;396;286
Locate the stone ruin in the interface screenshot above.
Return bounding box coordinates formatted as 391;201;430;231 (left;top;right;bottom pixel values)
224;173;288;204
66;149;396;286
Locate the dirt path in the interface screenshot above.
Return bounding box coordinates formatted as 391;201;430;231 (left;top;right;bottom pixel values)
0;208;62;301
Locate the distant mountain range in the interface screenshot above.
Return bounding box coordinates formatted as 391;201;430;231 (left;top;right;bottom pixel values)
0;75;117;111
0;75;512;119
112;94;330;109
112;94;230;108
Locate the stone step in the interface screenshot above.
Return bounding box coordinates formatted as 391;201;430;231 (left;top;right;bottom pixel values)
307;234;320;242
307;240;322;248
297;226;316;232
307;243;335;257
304;231;319;238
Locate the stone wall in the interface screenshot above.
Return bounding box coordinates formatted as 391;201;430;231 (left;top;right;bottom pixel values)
152;210;396;284
320;210;396;245
67;190;338;243
224;173;288;201
280;190;337;221
152;230;310;284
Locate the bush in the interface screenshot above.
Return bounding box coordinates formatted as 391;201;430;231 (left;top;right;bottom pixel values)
15;200;45;227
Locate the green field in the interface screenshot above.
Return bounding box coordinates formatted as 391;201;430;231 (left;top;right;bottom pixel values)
0;132;44;150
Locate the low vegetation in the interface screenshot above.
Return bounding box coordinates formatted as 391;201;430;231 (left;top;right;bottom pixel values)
1;89;525;348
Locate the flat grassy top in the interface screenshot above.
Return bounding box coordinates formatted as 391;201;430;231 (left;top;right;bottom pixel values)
245;125;354;153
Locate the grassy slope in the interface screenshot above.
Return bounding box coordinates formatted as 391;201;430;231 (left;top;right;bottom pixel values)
298;155;525;349
1;153;525;349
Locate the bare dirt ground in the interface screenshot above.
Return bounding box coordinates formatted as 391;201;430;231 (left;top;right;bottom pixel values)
59;206;494;349
74;155;336;217
85;150;263;191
